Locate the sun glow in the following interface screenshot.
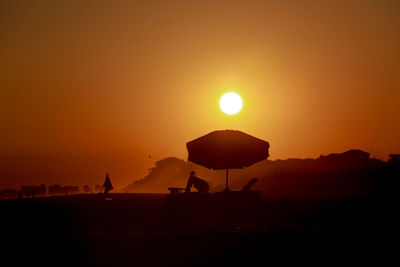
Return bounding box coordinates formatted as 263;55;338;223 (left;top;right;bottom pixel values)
219;92;243;115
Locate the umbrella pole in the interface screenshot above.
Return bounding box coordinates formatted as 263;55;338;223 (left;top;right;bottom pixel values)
226;169;229;191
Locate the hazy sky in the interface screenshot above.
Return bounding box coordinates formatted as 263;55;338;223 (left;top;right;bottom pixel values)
1;0;399;189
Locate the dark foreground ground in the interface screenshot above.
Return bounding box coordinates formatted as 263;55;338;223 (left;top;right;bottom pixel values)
1;193;396;266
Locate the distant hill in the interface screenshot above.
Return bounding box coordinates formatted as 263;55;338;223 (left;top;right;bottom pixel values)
121;157;213;193
121;150;398;198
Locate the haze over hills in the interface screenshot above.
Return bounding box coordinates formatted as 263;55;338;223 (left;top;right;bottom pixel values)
122;149;398;197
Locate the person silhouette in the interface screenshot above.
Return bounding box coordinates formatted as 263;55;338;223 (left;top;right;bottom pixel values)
103;173;114;197
185;171;209;193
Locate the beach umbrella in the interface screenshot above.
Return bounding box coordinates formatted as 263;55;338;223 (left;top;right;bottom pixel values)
186;130;270;191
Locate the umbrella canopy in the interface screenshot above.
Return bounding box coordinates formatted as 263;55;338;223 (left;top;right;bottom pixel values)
186;130;269;190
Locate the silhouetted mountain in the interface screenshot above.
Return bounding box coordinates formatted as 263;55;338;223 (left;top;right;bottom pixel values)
122;150;399;198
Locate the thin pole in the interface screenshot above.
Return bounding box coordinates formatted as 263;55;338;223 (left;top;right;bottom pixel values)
226;169;228;191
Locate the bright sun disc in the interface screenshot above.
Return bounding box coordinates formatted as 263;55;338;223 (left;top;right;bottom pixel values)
219;92;243;115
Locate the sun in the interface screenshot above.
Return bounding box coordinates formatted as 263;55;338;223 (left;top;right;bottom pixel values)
219;92;243;115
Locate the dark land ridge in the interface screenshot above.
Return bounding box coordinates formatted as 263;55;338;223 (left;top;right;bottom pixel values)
1;149;398;266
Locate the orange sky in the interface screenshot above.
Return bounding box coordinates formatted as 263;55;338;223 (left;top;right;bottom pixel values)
1;0;399;189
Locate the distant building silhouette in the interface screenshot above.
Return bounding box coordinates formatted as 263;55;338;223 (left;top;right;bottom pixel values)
21;184;46;197
94;184;102;193
83;185;93;194
48;184;79;195
0;188;18;199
